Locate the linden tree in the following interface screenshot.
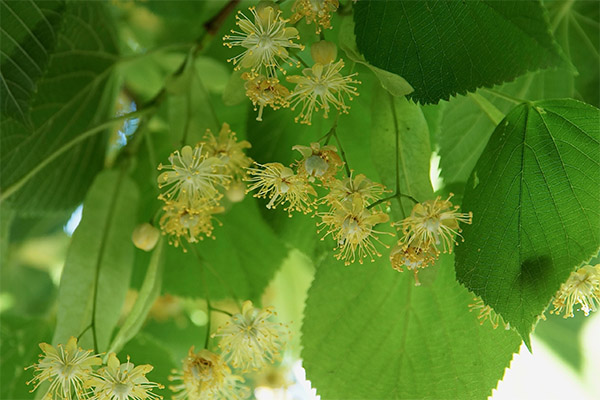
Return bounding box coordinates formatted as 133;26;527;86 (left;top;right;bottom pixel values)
1;1;598;399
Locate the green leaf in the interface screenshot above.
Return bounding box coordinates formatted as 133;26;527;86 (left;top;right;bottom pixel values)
455;99;600;341
338;17;413;98
353;0;565;104
53;170;140;352
371;86;433;219
108;239;165;354
438;66;578;187
0;315;51;400
534;311;588;372
0;0;65;123
0;1;119;214
162;197;288;302
302;254;521;399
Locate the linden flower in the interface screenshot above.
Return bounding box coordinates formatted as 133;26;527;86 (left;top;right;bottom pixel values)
389;241;437;286
169;347;239;400
290;0;339;33
468;298;510;330
157;145;230;208
242;73;290;121
292;142;343;183
214;373;250;400
287;59;359;125
400;194;472;254
213;300;285;372
159;201;224;250
324;173;386;206
26;336;101;400
551;264;600;318
223;6;303;76
246;162;317;215
86;353;163;400
319;196;390;265
201;123;252;179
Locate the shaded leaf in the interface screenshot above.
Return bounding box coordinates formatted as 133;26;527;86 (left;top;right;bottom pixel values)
455;99;600;341
0;1;119;214
353;0;565;104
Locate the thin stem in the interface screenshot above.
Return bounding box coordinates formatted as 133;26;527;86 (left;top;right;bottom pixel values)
180;90;192;146
483;89;528;105
0;107;156;203
204;298;212;349
209;306;234;317
189;244;243;312
367;193;419;210
77;324;92;341
389;94;406;218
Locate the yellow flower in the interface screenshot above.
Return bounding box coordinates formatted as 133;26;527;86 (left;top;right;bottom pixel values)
86;353;163;400
242;73;290;121
290;0;339;33
551;264;600;318
399;194;472;254
223;6;303;76
292;142;343;183
214;373;250;400
287;59;359;125
323;173;386;206
26;336;101;400
131;223;160;252
246;162;317;215
169;347;243;400
389;241;437;286
213;301;285;372
468;298;510;330
157;145;230;209
159;201;224;250
319;196;390;265
201;123;252;179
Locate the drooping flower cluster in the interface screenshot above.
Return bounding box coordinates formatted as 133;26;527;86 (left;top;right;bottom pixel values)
551;264;600;318
169;301;287;400
247;140;391;265
290;0;340;33
26;337;162;400
287;41;359;125
213;301;287;371
157;123;253;250
391;194;472;285
169;347;249;400
468;298;510;330
223;3;357;125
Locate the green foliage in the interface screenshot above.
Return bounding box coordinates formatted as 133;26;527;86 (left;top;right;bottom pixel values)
302;254;522;400
162;197;288;302
456;99;600;341
3;1;599;399
371;88;433;218
0;1;119;214
353;0;565;104
53;170;139;352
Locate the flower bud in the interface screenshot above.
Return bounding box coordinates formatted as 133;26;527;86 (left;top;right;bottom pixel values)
132;223;160;252
311;40;337;65
226;181;247;203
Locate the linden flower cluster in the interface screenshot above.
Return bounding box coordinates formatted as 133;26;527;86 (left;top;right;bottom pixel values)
156;123;252;250
247;141;391;265
26;337;162;400
551;264;600;318
391;194;472;285
169;301;287;399
223;2;357;125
